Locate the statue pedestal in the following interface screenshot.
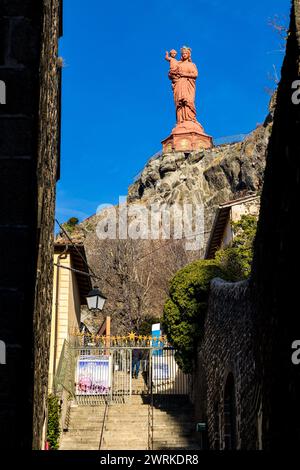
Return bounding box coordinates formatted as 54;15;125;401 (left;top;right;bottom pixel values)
162;121;213;153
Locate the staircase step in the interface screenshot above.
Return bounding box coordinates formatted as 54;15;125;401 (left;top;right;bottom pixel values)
101;445;148;450
153;445;201;450
60;445;100;450
63;436;101;442
63;430;102;436
107;416;148;421
153;429;194;436
105;428;148;433
103;438;148;444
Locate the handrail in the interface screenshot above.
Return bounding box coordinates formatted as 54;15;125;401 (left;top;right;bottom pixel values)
98;398;110;450
148;395;154;450
53;340;76;397
148;354;154;450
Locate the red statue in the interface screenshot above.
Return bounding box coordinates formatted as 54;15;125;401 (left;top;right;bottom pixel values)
162;46;213;152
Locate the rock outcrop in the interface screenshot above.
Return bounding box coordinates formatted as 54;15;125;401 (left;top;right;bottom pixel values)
59;111;273;332
128;121;270;239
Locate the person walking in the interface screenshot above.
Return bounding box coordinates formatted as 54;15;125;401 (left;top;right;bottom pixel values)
132;348;142;379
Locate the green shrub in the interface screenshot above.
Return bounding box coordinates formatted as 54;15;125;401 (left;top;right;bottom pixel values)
47;395;61;450
67;217;79;226
60;217;79;236
215;215;257;281
162;215;258;372
162;260;227;373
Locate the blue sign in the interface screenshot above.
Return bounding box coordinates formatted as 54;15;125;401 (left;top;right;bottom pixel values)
152;324;163;356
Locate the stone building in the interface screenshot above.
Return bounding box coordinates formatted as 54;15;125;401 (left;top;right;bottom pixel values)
48;242;92;394
48;242;92;437
193;1;300;450
0;1;62;450
205;194;260;260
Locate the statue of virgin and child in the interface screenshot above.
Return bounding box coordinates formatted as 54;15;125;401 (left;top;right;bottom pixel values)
165;46;199;126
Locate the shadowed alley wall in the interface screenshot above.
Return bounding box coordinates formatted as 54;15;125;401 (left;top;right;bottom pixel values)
0;0;62;449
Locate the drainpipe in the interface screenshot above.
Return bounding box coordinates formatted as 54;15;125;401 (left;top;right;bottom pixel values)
52;245;69;391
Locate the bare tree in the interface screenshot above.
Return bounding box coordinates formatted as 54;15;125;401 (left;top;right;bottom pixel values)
268;15;289;53
112;239;154;332
265;14;289;96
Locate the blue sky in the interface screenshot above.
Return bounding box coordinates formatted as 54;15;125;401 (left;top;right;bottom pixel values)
56;0;290;223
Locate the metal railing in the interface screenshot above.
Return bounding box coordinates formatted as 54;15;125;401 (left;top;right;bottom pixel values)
98;398;110;450
54;340;76;397
148;351;154;450
151;347;190;397
53;340;77;433
111;348;132;403
213;133;250;146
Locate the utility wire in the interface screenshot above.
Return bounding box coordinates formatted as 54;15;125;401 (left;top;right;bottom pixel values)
55;219;99;281
55;219;210;270
135;229;211;264
54;262;101;280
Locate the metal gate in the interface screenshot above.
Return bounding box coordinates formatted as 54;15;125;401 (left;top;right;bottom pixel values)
111;348;132;402
73;346;132;405
72;345;190;403
151;347;190;396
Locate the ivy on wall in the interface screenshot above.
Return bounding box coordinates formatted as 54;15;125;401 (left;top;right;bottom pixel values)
163;215;258;371
215;215;258;281
47;395;61;450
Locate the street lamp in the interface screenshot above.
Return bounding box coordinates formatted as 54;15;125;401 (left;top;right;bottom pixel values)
86;286;107;311
86;287;110;350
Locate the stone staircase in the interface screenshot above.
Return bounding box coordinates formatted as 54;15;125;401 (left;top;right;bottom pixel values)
59;377;200;450
59;405;106;450
101;394;149;450
152;398;200;450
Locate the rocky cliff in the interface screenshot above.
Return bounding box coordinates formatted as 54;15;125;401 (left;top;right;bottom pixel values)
60;110;273;333
128;121;271;237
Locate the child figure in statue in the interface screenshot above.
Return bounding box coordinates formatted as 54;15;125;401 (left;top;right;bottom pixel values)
165;49;180;91
165;49;179;73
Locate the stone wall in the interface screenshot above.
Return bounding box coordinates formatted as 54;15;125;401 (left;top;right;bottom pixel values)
193;1;300;450
251;0;300;449
0;0;62;449
32;0;62;450
193;279;258;449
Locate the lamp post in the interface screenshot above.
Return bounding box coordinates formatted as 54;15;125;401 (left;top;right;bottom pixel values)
86;286;107;312
86;287;109;349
